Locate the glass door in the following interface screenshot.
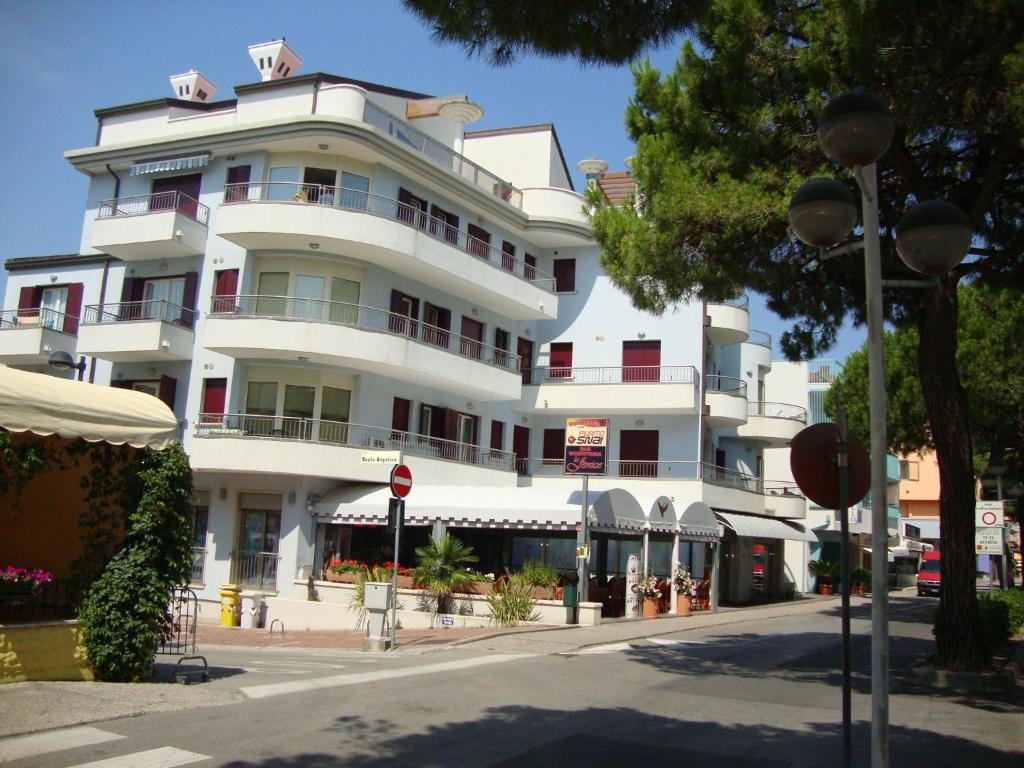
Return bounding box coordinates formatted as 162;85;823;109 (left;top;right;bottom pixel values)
294;275;325;320
142;278;185;321
238;509;281;590
39;286;68;329
283;384;315;439
329;277;360;324
256;272;288;316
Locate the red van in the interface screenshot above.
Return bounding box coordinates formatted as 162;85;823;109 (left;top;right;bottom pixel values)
917;551;941;596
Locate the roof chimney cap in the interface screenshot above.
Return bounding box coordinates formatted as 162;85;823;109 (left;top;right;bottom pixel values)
169;70;218;103
248;39;303;82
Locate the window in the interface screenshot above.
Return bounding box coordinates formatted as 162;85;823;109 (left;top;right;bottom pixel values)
513;425;530;475
622;340;661;382
467;223;491;259
392;397;411;440
151;173;201;217
196;88;208;101
39;286;68;329
256;272;288;315
283;384;315;438
303;167;337;203
236;501;281;591
142;277;185;321
225;165;251;202
190;503;209;583
494;328;510;368
460;316;483;359
620;430;659;478
899;460;920;481
429;205;459;245
518;337;534;385
320;386;351;444
200;378;227;424
455;412;479;462
294;275;326;320
389;290;419;336
245;381;278;435
423;303;451;348
542;429;566;470
268;166;300;201
490;421;505;452
548;342;573;379
131;381;160;397
340;172;369;209
328;277;360;324
524;253;537;281
398;187;428;228
212;269;239;313
501;241;516;271
553;258;576;292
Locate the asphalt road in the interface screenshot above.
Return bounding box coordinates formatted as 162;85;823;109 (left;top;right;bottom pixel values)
3;595;1022;767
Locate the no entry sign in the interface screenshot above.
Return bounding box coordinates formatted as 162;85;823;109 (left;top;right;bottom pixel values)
390;463;413;498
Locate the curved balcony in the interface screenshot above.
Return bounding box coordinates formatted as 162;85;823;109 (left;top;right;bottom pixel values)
0;308;78;365
91;192;209;262
705;375;748;426
706;295;750;346
743;329;773;372
215;183;556;321
77;300;195;362
191;414;515;481
520;365;698;414
736;401;807;446
204;295;521;401
762;482;807;519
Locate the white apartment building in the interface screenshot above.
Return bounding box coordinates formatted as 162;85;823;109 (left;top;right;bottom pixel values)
1;41;813;620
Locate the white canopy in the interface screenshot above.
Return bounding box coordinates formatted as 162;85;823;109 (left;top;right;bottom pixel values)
0;367;179;449
316;484;600;530
715;511;818;542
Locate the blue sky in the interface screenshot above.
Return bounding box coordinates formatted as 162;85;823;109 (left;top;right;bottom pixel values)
0;0;861;363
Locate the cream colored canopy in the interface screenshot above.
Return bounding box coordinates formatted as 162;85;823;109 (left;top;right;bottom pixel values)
0;367;178;449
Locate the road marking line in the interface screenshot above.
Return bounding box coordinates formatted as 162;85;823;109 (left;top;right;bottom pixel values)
1;726;124;763
647;638;708;646
575;642;633;654
68;747;210;767
246;660;347;668
237;667;310;675
241;653;532;700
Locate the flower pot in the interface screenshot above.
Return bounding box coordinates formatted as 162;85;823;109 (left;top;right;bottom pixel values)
642;597;659;618
396;575;415;589
531;585;556;600
676;595;691;616
818;583;833;595
325;571;361;584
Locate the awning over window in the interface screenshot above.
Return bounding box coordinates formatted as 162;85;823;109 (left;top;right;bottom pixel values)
715;511;818;542
0;367;178;449
130;154;210;176
590;488;647;533
680;502;723;541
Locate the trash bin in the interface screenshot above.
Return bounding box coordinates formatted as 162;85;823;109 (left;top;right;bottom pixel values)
219;584;241;627
240;591;263;629
561;582;578;607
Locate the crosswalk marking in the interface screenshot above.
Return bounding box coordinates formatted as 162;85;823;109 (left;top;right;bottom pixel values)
575;642;633;654
68;747;210;767
241;653;532;700
647;637;708;646
1;726;124;763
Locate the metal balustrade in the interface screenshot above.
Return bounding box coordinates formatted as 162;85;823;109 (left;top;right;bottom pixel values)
748;401;807;422
523;365;698;385
747;329;772;348
713;294;750;310
362;101;523;208
83;300;195;329
0;307;78;334
221;182;554;292
706;375;748;397
231;552;279;591
97;191;209;225
194;413;517;472
210;294;521;374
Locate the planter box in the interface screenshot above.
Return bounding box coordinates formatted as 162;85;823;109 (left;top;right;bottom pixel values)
324;571;361;584
453;581;494;595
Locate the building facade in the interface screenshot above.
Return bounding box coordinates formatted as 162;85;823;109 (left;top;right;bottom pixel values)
2;41;812;620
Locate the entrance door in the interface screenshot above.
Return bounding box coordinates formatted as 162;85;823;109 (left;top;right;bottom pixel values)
623;340;661;382
513;425;530;475
302;167;337;203
517;337;534;384
237;507;281;591
619;429;659;477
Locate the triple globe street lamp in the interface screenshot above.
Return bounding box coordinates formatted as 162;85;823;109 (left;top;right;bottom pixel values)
787;90;973;768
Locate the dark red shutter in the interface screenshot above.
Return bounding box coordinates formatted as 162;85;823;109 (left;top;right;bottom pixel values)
517;337;534;384
18;286;40;320
119;278;139;320
501;241;515;271
63;283;83;334
543;429;566;466
391;397;411;434
524;253;537;281
110;380;131;389
442;408;457;441
619;430;659;477
181;271;198;326
512;425;530;475
460;316;483;358
225;165;251;202
158;375;177;410
622;340;661;382
549;342;573;378
398;188;414;225
490;420;504;451
200;378;227;423
213;269;239;313
467;224;490;259
554;259;576;292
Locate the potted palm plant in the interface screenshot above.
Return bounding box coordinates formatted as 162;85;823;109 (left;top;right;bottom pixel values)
410;534;478;617
850;566;870;595
808;559;837;595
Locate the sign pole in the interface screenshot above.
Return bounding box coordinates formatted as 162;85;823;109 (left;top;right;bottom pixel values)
389;497;402;650
578;474;589;607
837;409;853;768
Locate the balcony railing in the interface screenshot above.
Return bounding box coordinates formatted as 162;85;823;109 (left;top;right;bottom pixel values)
362;100;523;208
221;182;554;292
710;294;749;310
748;401;807;422
210;294;520;374
706;375;747;397
523;365;698;386
97;191;210;225
231;552;279;592
747;329;771;348
0;307;78;334
83;300;195;330
195;414;517;472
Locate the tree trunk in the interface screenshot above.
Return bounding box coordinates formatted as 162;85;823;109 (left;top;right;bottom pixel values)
916;279;984;670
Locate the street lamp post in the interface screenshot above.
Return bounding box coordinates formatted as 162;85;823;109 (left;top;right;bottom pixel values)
788;91;972;768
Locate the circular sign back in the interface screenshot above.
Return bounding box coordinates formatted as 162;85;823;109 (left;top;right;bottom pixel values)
390;464;413;498
790;423;870;510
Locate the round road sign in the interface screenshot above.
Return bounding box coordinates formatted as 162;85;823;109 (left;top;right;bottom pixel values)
390;464;413;498
980;510;998;526
790;423;870;510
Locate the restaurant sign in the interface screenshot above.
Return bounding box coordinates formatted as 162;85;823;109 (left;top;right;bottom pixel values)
564;417;608;476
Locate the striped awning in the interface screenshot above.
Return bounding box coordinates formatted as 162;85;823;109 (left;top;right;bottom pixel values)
130;154;210;176
715;511;818;542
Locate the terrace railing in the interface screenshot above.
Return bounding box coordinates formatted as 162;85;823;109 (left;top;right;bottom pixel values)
221;182;554;292
523;365;698;386
83;300;195;330
210;294;520;374
195;414;517;472
97;191;209;225
0;307;78;334
747;329;772;348
748;401;807;422
231;552;279;592
706;375;748;397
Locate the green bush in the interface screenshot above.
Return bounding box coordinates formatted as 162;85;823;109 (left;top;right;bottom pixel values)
519;560;559;587
77;445;194;682
977;589;1024;654
485;574;539;626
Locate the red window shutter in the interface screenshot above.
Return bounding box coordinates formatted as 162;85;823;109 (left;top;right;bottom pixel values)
512;425;530;475
225;165;251;202
553;259;576;292
619;430;659;477
542;429;566;461
460;316;483;358
467;224;490;259
119;278;140;321
549;342;573;378
391;397;411;433
490;420;504;451
622;341;661;382
181;272;198;326
200;378;227;423
501;241;516;271
63;283;83;334
524;253;536;281
398;188;415;225
110;380;131;389
18;286;41;319
517;337;534;385
158;375;177;411
213;269;239;312
442;408;457;441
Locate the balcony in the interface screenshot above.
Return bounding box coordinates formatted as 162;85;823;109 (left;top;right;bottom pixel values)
762;482;807;518
705;375;748;426
77;300;195;362
0;309;78;365
204;295;521;401
191;414;516;481
215;183;556;321
736;401;807;446
91;192;209;261
706;295;749;346
520;365;698;414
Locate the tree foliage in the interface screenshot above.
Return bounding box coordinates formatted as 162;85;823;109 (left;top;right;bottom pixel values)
77;444;194;682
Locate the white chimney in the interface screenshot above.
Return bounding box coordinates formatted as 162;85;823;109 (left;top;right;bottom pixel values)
169;70;217;103
248;39;303;82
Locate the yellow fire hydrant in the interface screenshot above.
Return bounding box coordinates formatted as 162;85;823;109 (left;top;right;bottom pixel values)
219;583;241;627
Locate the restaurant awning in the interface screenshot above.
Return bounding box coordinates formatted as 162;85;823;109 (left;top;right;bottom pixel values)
715;511;818;542
315;484;599;530
130;154;210;176
0;366;178;449
679;502;724;541
647;495;678;532
590;488;647;533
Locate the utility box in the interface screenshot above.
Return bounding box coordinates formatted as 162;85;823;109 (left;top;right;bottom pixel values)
363;581;393;653
240;591;263;629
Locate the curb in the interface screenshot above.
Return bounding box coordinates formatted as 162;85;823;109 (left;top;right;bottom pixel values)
904;636;1024;694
